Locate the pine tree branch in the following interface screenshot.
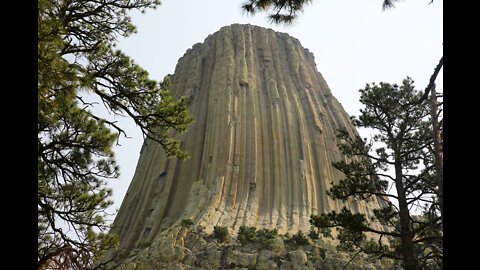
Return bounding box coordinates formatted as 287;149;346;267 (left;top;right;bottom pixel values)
342;250;362;269
403;56;443;108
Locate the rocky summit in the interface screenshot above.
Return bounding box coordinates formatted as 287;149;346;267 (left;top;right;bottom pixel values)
102;24;392;269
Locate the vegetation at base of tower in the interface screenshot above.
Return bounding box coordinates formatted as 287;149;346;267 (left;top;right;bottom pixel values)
237;226;281;248
213;226;229;243
255;228;280;248
180;218;195;228
308;227;319;240
290;230;310;245
38;0;192;269
310;78;443;270
237;226;258;246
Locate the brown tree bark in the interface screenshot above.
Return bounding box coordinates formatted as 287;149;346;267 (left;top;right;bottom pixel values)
429;83;443;224
394;159;420;270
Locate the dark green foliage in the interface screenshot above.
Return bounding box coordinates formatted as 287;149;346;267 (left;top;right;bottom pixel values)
180;219;194;228
310;208;371;252
291;230;310;245
139;240;153;249
240;0;433;25
38;0;192;268
310;78;442;269
282;232;292;243
308;227;319;240
213;226;229;243
255;228;279;248
241;0;313;24
381;0;411;10
309;214;333;238
236;226;279;248
237;226;258;246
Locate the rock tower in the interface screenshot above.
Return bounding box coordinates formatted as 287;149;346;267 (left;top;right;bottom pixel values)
105;24;389;268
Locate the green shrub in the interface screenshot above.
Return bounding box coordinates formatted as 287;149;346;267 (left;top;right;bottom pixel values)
180;218;194;228
213;226;229;243
308;227;319;240
236;226;280;248
237;226;257;245
255;228;279;248
255;228;278;240
291;230;309;245
139;240;152;249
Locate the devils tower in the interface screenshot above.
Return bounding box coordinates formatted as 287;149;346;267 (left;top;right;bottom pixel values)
103;24;391;269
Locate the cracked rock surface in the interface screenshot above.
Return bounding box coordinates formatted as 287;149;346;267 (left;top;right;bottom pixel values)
107;225;401;270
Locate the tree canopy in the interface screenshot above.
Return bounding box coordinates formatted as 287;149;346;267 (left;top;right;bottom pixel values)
241;0;313;24
38;0;192;268
241;0;434;24
310;78;443;269
242;0;426;24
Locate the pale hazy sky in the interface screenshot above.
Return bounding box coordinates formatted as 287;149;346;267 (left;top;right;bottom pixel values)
104;0;443;221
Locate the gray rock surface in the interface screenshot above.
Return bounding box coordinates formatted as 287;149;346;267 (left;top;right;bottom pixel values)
104;225;400;269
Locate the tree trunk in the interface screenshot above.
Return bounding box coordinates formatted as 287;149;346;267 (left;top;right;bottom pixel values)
394;160;419;270
429;83;443;224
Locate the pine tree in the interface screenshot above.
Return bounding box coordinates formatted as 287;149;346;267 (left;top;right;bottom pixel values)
241;0;313;24
38;1;192;268
310;78;443;269
240;0;431;24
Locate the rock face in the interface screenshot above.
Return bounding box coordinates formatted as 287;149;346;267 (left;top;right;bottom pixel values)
106;225;401;270
106;24;388;266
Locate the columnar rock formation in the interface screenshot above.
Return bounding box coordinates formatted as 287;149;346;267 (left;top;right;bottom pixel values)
108;24;388;262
